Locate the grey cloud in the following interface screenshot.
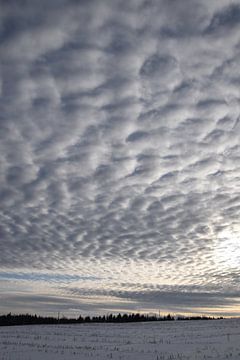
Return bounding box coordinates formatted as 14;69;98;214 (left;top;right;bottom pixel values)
1;0;240;315
126;131;150;142
140;54;178;77
205;4;240;35
66;284;240;314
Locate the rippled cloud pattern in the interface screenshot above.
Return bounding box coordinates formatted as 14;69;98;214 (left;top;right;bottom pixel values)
0;0;240;316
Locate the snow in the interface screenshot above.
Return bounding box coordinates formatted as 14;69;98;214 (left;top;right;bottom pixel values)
1;319;240;359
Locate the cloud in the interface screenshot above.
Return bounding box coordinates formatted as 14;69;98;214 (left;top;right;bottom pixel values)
0;0;240;315
205;3;240;35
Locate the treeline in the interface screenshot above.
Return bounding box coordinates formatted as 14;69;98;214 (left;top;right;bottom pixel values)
0;312;221;326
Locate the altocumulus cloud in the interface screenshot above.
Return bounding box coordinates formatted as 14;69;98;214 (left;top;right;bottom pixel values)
0;0;240;316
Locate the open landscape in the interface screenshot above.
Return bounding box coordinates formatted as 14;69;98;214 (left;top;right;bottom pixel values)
1;319;240;360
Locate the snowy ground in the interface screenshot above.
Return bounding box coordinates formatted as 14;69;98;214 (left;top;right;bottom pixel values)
1;319;240;360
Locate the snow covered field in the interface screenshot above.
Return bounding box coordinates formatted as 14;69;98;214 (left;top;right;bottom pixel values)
1;319;240;360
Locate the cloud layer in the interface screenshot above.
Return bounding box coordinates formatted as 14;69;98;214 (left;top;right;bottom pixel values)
0;0;240;316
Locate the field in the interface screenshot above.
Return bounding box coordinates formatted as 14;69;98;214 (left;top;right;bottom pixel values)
1;319;240;360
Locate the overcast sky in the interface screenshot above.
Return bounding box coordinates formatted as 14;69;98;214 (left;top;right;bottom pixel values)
0;0;240;317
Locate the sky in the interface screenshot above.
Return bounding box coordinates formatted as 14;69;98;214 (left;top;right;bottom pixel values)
0;0;240;318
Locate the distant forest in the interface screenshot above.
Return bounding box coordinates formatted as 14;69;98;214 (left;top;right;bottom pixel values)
0;313;222;326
